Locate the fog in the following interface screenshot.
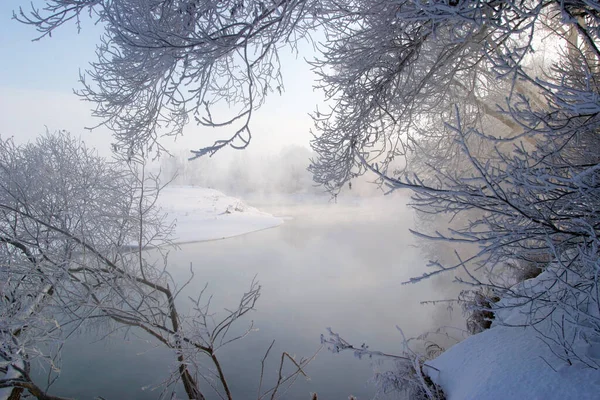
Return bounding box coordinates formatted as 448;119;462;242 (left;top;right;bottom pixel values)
155;146;388;198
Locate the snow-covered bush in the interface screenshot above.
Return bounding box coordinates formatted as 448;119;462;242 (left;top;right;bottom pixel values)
225;200;248;213
321;328;446;400
0;132;309;399
505;256;547;286
459;289;501;335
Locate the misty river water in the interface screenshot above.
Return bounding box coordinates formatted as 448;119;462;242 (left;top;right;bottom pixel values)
45;195;462;399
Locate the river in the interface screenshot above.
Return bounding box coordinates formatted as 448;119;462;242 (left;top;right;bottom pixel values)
46;194;460;399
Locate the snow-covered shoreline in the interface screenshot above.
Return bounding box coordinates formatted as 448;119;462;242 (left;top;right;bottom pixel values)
158;186;283;244
428;324;600;400
426;266;600;400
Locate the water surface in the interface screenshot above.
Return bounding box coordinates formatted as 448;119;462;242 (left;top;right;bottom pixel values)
48;195;459;399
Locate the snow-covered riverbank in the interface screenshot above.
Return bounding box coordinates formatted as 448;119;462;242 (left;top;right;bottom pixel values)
427;266;600;400
158;186;283;244
428;323;600;399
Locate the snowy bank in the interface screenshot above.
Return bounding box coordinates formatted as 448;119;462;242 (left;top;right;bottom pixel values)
158;186;283;244
427;267;600;400
428;324;600;399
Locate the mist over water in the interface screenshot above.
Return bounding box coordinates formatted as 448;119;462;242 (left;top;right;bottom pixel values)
43;190;465;399
155;145;390;199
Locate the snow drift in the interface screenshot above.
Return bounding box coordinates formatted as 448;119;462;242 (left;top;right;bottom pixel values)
158;186;283;244
427;263;600;400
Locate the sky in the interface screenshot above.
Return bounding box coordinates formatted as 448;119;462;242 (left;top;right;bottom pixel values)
0;1;322;159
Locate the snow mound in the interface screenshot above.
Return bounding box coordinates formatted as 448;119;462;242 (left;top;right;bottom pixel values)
427;266;600;400
158;186;283;244
428;324;600;400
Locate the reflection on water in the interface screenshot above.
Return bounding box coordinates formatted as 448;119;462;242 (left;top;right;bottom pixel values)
45;194;459;399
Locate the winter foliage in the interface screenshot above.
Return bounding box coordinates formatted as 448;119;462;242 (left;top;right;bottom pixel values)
9;0;600;398
0;133;306;399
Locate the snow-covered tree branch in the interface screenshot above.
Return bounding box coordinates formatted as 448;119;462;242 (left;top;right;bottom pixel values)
13;0;600;397
16;0;320;158
0;132;311;399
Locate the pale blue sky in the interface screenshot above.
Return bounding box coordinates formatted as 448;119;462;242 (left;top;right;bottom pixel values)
0;1;102;90
0;1;321;158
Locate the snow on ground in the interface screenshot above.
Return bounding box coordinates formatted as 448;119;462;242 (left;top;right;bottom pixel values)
428;324;600;399
427;267;600;400
158;186;283;244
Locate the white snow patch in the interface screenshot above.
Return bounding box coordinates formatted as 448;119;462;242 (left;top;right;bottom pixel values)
158;186;283;244
427;267;600;400
428;325;600;400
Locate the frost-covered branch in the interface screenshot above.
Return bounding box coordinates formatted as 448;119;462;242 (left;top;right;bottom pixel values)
0;132;307;399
